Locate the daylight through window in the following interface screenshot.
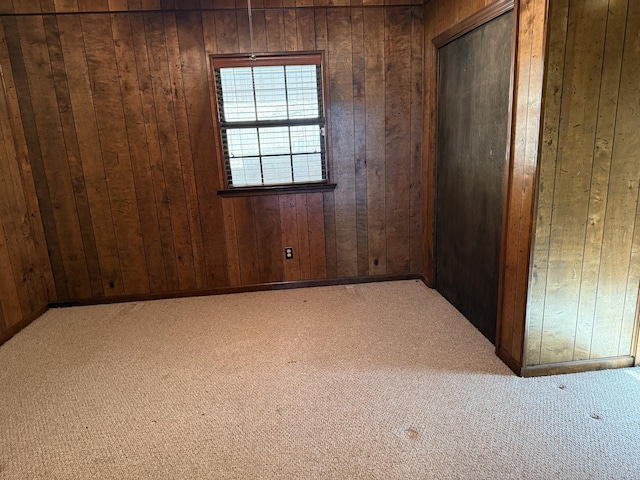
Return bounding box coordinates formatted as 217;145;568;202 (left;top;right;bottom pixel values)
212;54;327;189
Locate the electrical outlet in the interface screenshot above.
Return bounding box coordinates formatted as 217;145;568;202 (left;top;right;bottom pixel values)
284;247;294;259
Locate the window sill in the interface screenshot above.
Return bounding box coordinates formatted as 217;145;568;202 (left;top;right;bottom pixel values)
217;183;337;198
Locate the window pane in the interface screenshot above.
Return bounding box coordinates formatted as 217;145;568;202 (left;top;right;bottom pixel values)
285;65;320;119
230;157;263;187
258;127;290;156
262;155;293;185
290;125;321;154
292;154;323;183
219;68;256;122
226;128;260;157
253;66;288;121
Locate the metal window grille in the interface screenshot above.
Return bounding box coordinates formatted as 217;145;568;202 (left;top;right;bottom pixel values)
214;62;327;188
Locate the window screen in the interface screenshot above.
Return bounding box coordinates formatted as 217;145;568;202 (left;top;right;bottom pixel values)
213;56;327;189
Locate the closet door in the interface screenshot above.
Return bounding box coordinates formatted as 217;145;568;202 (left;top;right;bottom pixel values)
436;11;514;343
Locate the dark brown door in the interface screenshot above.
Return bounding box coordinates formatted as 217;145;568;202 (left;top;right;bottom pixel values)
436;11;514;343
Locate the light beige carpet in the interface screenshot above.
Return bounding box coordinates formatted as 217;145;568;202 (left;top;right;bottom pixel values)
0;280;639;479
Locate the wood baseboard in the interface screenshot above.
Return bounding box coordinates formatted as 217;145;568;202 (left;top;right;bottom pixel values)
521;356;635;378
50;274;423;308
497;346;522;376
0;303;49;347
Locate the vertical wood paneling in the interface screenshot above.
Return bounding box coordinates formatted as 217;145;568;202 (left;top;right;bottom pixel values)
164;12;207;290
384;7;411;274
409;6;423;274
43;16;104;299
143;13;195;292
16;16;92;299
1;5;423;304
110;13;166;293
525;0;569;366
129;13;175;292
364;7;386;275
57;15;125;297
351;8;368;276
0;22;52;339
175;10;229;288
81;13;150;295
328;8;357;277
526;0;640;366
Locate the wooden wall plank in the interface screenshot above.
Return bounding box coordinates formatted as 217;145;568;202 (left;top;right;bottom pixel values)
5;18;69;305
0;21;55;303
254;195;284;283
524;0;568;366
42;16;104;299
283;9;298;51
143;13;196;292
0;218;23;328
409;5;423;275
129;12;175;292
234;197;261;285
176;10;229;288
314;7;337;278
364;7;386;275
265;8;285;51
307;192;327;279
57;15;125;297
110;13;166;293
164;12;207;289
56;0;79;11
351;7;368;276
384;7;411;274
0;104;35;316
81;13;150;296
295;193;311;279
328;8;357;278
16;16;92;300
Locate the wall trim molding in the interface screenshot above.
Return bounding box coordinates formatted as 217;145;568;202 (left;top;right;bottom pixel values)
0;304;49;347
521;356;636;378
432;0;514;48
51;274;423;308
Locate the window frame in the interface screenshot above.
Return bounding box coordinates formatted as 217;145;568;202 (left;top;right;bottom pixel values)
209;51;335;196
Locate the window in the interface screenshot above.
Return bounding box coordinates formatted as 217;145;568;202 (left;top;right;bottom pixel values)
211;52;329;191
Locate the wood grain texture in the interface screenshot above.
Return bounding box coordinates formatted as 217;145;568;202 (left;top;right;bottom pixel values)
425;0;549;373
525;0;640;366
0;22;52;337
498;0;548;370
436;11;514;343
0;5;422;303
423;0;508;287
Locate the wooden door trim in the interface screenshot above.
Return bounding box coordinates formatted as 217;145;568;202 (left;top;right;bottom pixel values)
432;0;514;48
633;284;640;366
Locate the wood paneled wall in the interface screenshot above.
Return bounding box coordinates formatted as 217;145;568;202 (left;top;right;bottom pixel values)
0;22;53;341
525;0;640;366
424;0;548;373
0;4;423;302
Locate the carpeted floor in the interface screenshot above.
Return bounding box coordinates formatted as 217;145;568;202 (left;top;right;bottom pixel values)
0;280;639;479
